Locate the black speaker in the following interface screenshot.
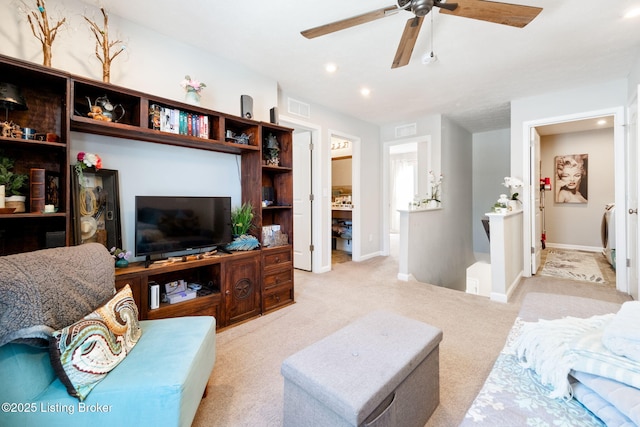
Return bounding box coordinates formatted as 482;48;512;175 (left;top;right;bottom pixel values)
241;95;253;119
46;231;65;248
262;186;275;204
270;107;279;124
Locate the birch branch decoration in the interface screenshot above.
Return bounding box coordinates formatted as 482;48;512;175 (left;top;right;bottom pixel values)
21;0;66;67
84;7;126;83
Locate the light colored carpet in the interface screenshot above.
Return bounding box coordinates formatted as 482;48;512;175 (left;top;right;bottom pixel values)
192;254;631;427
541;249;605;284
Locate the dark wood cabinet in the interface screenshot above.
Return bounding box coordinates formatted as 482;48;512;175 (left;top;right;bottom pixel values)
2;53;294;328
0;57;70;255
262;246;294;313
223;252;261;325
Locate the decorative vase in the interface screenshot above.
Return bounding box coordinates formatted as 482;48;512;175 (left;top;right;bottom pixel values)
185;89;200;106
115;258;129;268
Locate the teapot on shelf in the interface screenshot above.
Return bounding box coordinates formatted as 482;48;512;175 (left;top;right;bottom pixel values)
86;95;125;123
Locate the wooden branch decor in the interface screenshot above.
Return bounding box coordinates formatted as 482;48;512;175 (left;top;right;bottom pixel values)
84;8;126;83
21;0;66;67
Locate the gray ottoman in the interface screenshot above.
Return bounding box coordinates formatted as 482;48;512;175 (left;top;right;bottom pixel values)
281;310;443;427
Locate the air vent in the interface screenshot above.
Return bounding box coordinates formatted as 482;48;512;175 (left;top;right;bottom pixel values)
287;98;311;118
395;123;417;138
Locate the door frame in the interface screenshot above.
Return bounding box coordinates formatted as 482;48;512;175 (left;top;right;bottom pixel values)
279;115;325;273
521;106;627;293
381;135;432;256
329;129;362;262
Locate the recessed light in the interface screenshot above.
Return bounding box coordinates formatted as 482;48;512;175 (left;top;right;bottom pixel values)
597;119;607;125
325;63;338;73
360;87;371;97
625;7;640;18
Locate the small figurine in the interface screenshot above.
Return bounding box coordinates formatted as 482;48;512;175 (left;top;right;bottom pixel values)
88;105;112;122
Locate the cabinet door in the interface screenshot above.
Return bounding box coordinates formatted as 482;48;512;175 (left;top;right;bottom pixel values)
224;254;261;325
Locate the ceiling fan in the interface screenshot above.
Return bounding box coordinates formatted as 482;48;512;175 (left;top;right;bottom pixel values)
301;0;543;69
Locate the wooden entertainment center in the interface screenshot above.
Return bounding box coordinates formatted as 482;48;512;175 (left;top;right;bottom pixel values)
0;54;294;328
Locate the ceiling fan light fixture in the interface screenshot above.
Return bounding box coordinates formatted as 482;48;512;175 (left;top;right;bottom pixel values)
624;7;640;18
325;63;338;73
421;51;437;65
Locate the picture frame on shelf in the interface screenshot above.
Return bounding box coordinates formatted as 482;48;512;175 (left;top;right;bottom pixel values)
70;167;122;250
45;172;60;209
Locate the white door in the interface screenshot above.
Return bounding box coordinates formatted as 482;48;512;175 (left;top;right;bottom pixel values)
530;127;542;274
627;92;639;299
293;130;312;271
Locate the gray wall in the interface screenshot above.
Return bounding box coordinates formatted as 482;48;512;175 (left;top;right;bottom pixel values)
404;117;475;291
541;128;614;249
472;129;511;254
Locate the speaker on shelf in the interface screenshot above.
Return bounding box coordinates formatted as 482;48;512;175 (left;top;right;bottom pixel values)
262;186;275;204
241;95;253;119
45;231;65;248
270;107;279;124
149;282;160;309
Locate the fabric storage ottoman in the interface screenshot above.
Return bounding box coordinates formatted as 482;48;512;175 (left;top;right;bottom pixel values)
281;310;442;427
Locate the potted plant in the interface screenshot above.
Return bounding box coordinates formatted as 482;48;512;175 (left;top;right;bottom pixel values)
230;202;255;237
0;154;28;212
227;203;260;251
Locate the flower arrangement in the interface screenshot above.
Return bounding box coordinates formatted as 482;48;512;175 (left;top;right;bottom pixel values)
180;75;206;94
74;152;102;187
502;176;523;202
502;176;523;189
428;170;443;203
110;247;131;260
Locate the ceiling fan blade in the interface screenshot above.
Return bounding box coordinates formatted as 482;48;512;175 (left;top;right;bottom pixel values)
301;6;399;39
392;16;424;69
439;0;542;28
435;1;458;12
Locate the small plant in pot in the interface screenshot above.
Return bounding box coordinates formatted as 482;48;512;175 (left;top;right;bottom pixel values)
0;154;28;212
227;203;260;251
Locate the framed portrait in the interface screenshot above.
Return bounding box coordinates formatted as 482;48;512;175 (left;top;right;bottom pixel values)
45;172;60;208
71;167;122;250
555;154;588;204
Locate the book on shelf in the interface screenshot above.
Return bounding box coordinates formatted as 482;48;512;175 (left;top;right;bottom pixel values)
150;104;208;139
29;168;45;213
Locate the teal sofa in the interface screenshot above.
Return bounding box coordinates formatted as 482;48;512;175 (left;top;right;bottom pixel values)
0;244;216;427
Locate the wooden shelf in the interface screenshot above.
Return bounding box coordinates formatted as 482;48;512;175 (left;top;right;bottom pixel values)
1;53;294;328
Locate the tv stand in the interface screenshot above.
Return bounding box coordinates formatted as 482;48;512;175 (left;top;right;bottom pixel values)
115;250;267;328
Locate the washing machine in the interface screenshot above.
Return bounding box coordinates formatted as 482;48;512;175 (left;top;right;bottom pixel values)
602;203;616;268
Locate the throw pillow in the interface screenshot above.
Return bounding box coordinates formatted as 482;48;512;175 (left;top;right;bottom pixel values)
49;284;142;401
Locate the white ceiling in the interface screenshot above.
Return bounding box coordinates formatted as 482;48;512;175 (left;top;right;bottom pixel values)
79;0;640;133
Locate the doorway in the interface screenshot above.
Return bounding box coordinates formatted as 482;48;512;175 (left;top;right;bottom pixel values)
280;116;322;272
535;119;617;286
331;136;354;264
523;107;628;293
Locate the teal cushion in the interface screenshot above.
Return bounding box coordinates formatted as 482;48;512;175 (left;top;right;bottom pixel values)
0;342;56;401
0;316;216;427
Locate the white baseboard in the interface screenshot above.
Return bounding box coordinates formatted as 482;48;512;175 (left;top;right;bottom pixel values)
546;243;603;253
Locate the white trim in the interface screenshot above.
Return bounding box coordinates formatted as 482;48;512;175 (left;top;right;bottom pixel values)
279;115;325;273
545;243;603;253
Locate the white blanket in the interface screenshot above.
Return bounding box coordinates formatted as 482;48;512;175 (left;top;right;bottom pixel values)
515;314;640;399
572;371;640;426
514;315;612;399
602;301;640;363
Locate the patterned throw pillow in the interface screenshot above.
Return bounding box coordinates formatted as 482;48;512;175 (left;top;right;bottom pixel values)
49;284;142;401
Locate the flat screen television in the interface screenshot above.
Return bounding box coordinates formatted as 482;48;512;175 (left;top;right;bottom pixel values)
135;196;232;262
